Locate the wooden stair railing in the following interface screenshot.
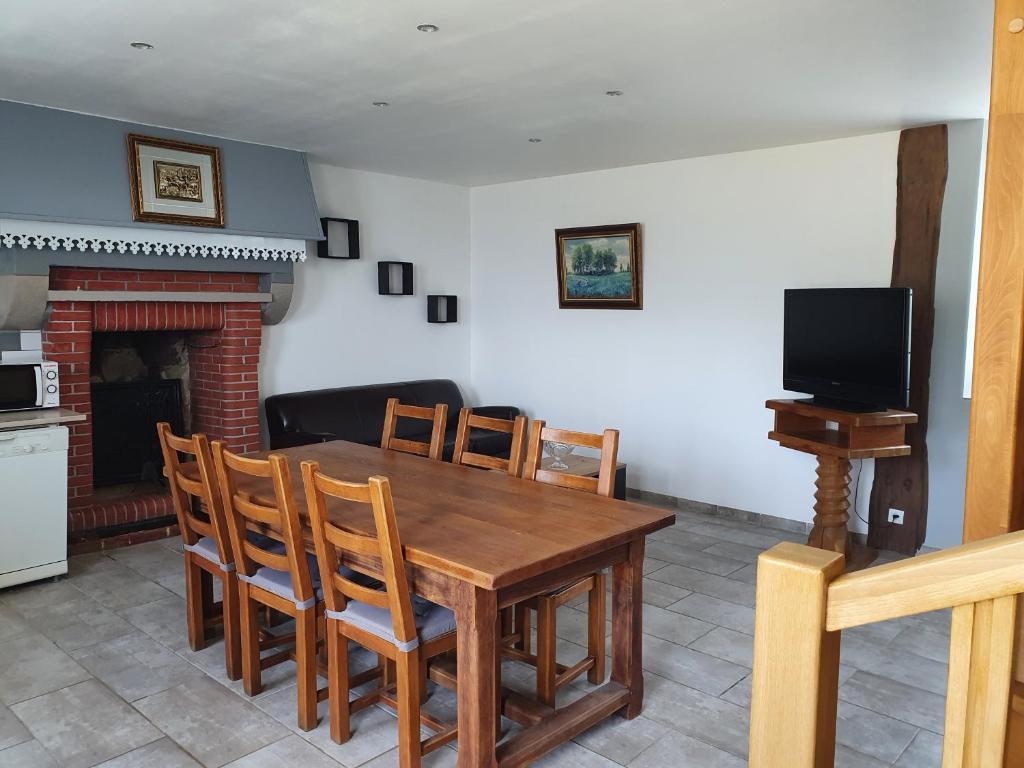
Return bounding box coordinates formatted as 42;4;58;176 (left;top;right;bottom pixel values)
748;531;1024;767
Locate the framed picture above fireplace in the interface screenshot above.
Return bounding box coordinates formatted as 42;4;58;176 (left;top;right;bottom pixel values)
126;134;225;228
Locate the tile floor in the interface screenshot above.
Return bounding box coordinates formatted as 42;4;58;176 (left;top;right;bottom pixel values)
0;503;947;767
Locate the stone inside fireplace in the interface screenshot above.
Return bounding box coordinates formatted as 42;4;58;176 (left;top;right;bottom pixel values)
89;331;191;496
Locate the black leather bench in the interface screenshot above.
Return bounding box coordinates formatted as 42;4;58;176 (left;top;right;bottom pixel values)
264;379;520;461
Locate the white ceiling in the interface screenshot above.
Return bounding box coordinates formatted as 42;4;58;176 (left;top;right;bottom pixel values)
0;0;993;186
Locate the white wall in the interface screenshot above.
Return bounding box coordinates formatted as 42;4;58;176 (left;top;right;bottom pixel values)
926;120;986;547
469;133;906;527
261;164;471;398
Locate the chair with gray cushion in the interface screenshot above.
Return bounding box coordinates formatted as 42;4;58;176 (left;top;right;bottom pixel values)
211;443;325;732
301;460;458;765
157;422;242;681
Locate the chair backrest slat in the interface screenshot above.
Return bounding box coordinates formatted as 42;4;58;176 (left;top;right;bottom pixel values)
522;420;619;498
451;408;527;477
301;460;417;645
211;443;316;604
157;422;231;563
380;397;448;461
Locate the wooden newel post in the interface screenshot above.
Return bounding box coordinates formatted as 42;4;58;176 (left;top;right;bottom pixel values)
749;543;845;767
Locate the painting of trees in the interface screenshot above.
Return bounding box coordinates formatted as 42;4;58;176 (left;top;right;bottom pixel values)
569;243;619;275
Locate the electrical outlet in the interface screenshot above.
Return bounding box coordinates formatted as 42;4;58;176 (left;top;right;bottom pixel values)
888;508;905;525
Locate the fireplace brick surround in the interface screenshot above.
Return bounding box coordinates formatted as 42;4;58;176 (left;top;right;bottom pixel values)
43;266;264;537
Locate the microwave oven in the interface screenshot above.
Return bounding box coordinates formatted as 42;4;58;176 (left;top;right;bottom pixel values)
0;361;60;411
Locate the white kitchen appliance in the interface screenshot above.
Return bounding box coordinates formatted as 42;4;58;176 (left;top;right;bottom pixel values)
0;425;68;587
0;361;60;411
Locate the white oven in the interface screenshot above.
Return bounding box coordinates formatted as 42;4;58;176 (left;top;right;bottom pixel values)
0;361;60;411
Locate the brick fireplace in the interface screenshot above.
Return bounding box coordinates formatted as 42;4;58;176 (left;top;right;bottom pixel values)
42;267;265;539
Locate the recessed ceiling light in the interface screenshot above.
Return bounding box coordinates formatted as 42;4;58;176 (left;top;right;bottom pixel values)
130;41;154;50
372;101;390;108
605;90;624;96
416;24;439;32
528;138;542;143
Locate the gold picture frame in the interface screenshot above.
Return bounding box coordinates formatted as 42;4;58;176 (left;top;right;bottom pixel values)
126;134;224;227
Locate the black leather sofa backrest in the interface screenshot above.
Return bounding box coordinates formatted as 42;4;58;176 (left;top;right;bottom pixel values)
265;379;466;447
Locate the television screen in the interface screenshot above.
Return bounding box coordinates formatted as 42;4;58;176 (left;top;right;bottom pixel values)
783;288;911;410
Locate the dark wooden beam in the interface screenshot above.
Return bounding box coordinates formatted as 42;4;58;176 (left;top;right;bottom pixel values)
868;124;948;554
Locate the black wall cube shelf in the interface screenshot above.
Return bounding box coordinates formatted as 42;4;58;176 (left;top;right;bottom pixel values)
427;295;458;323
377;261;414;296
318;217;360;260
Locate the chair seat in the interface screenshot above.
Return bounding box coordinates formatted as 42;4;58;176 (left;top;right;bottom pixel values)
327;597;456;652
184;536;232;571
239;552;324;609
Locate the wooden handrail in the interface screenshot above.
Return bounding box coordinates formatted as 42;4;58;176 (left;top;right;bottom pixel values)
749;535;1024;766
825;530;1024;632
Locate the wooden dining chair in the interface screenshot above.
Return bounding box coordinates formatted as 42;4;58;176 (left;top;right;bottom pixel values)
380;398;448;461
211;442;325;731
516;420;620;706
156;422;241;681
451;407;527;476
301;461;458;766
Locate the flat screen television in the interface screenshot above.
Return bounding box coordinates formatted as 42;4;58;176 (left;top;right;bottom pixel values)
783;287;912;411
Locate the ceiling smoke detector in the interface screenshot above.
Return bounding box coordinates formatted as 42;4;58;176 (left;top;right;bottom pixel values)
372;101;390;108
129;41;154;50
528;138;542;143
416;24;439;32
605;90;624;96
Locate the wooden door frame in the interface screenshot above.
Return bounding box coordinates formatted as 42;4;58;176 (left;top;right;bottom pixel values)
963;0;1024;759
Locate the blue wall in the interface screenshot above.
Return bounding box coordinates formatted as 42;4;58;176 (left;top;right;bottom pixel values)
0;100;322;240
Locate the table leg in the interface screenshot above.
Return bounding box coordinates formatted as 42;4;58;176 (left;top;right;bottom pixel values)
454;582;498;768
611;539;645;719
808;454;851;555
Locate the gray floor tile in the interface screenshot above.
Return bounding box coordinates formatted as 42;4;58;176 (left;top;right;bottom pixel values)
642;673;749;757
720;675;752;708
701;541;765;564
0;702;30;751
572;714;668;765
639;604;715;646
834;744;890;767
639;579;693;609
629;730;745;767
3;580;136;653
725;563;759;584
835;700;919;763
532;741;620;766
891;625;951;665
649;565;756;608
894;729;942;766
668;593;755;635
134;676;288;767
689;627;752;668
70;631;207;701
0;740;59;768
0;604;34;644
648;525;723;551
11;680;160;768
840;635;948;695
67;562;176;611
840;671;945;733
118;594;190;651
107;541;185;583
0;632;92;705
641;635;748;695
257;686;420;767
223;734;342;767
357;744;457;767
94;737;203;767
644;541;746;577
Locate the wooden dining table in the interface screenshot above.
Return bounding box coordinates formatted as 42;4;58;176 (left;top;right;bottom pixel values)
249;439;675;767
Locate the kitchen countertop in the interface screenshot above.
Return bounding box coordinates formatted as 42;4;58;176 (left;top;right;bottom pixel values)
0;408;86;431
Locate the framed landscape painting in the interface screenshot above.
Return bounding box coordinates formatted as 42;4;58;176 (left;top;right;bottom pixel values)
555;223;642;309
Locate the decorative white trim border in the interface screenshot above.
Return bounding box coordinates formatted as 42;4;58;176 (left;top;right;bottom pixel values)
0;218;307;263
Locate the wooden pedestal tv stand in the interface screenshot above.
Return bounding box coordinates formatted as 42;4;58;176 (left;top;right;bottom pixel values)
766;399;917;563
